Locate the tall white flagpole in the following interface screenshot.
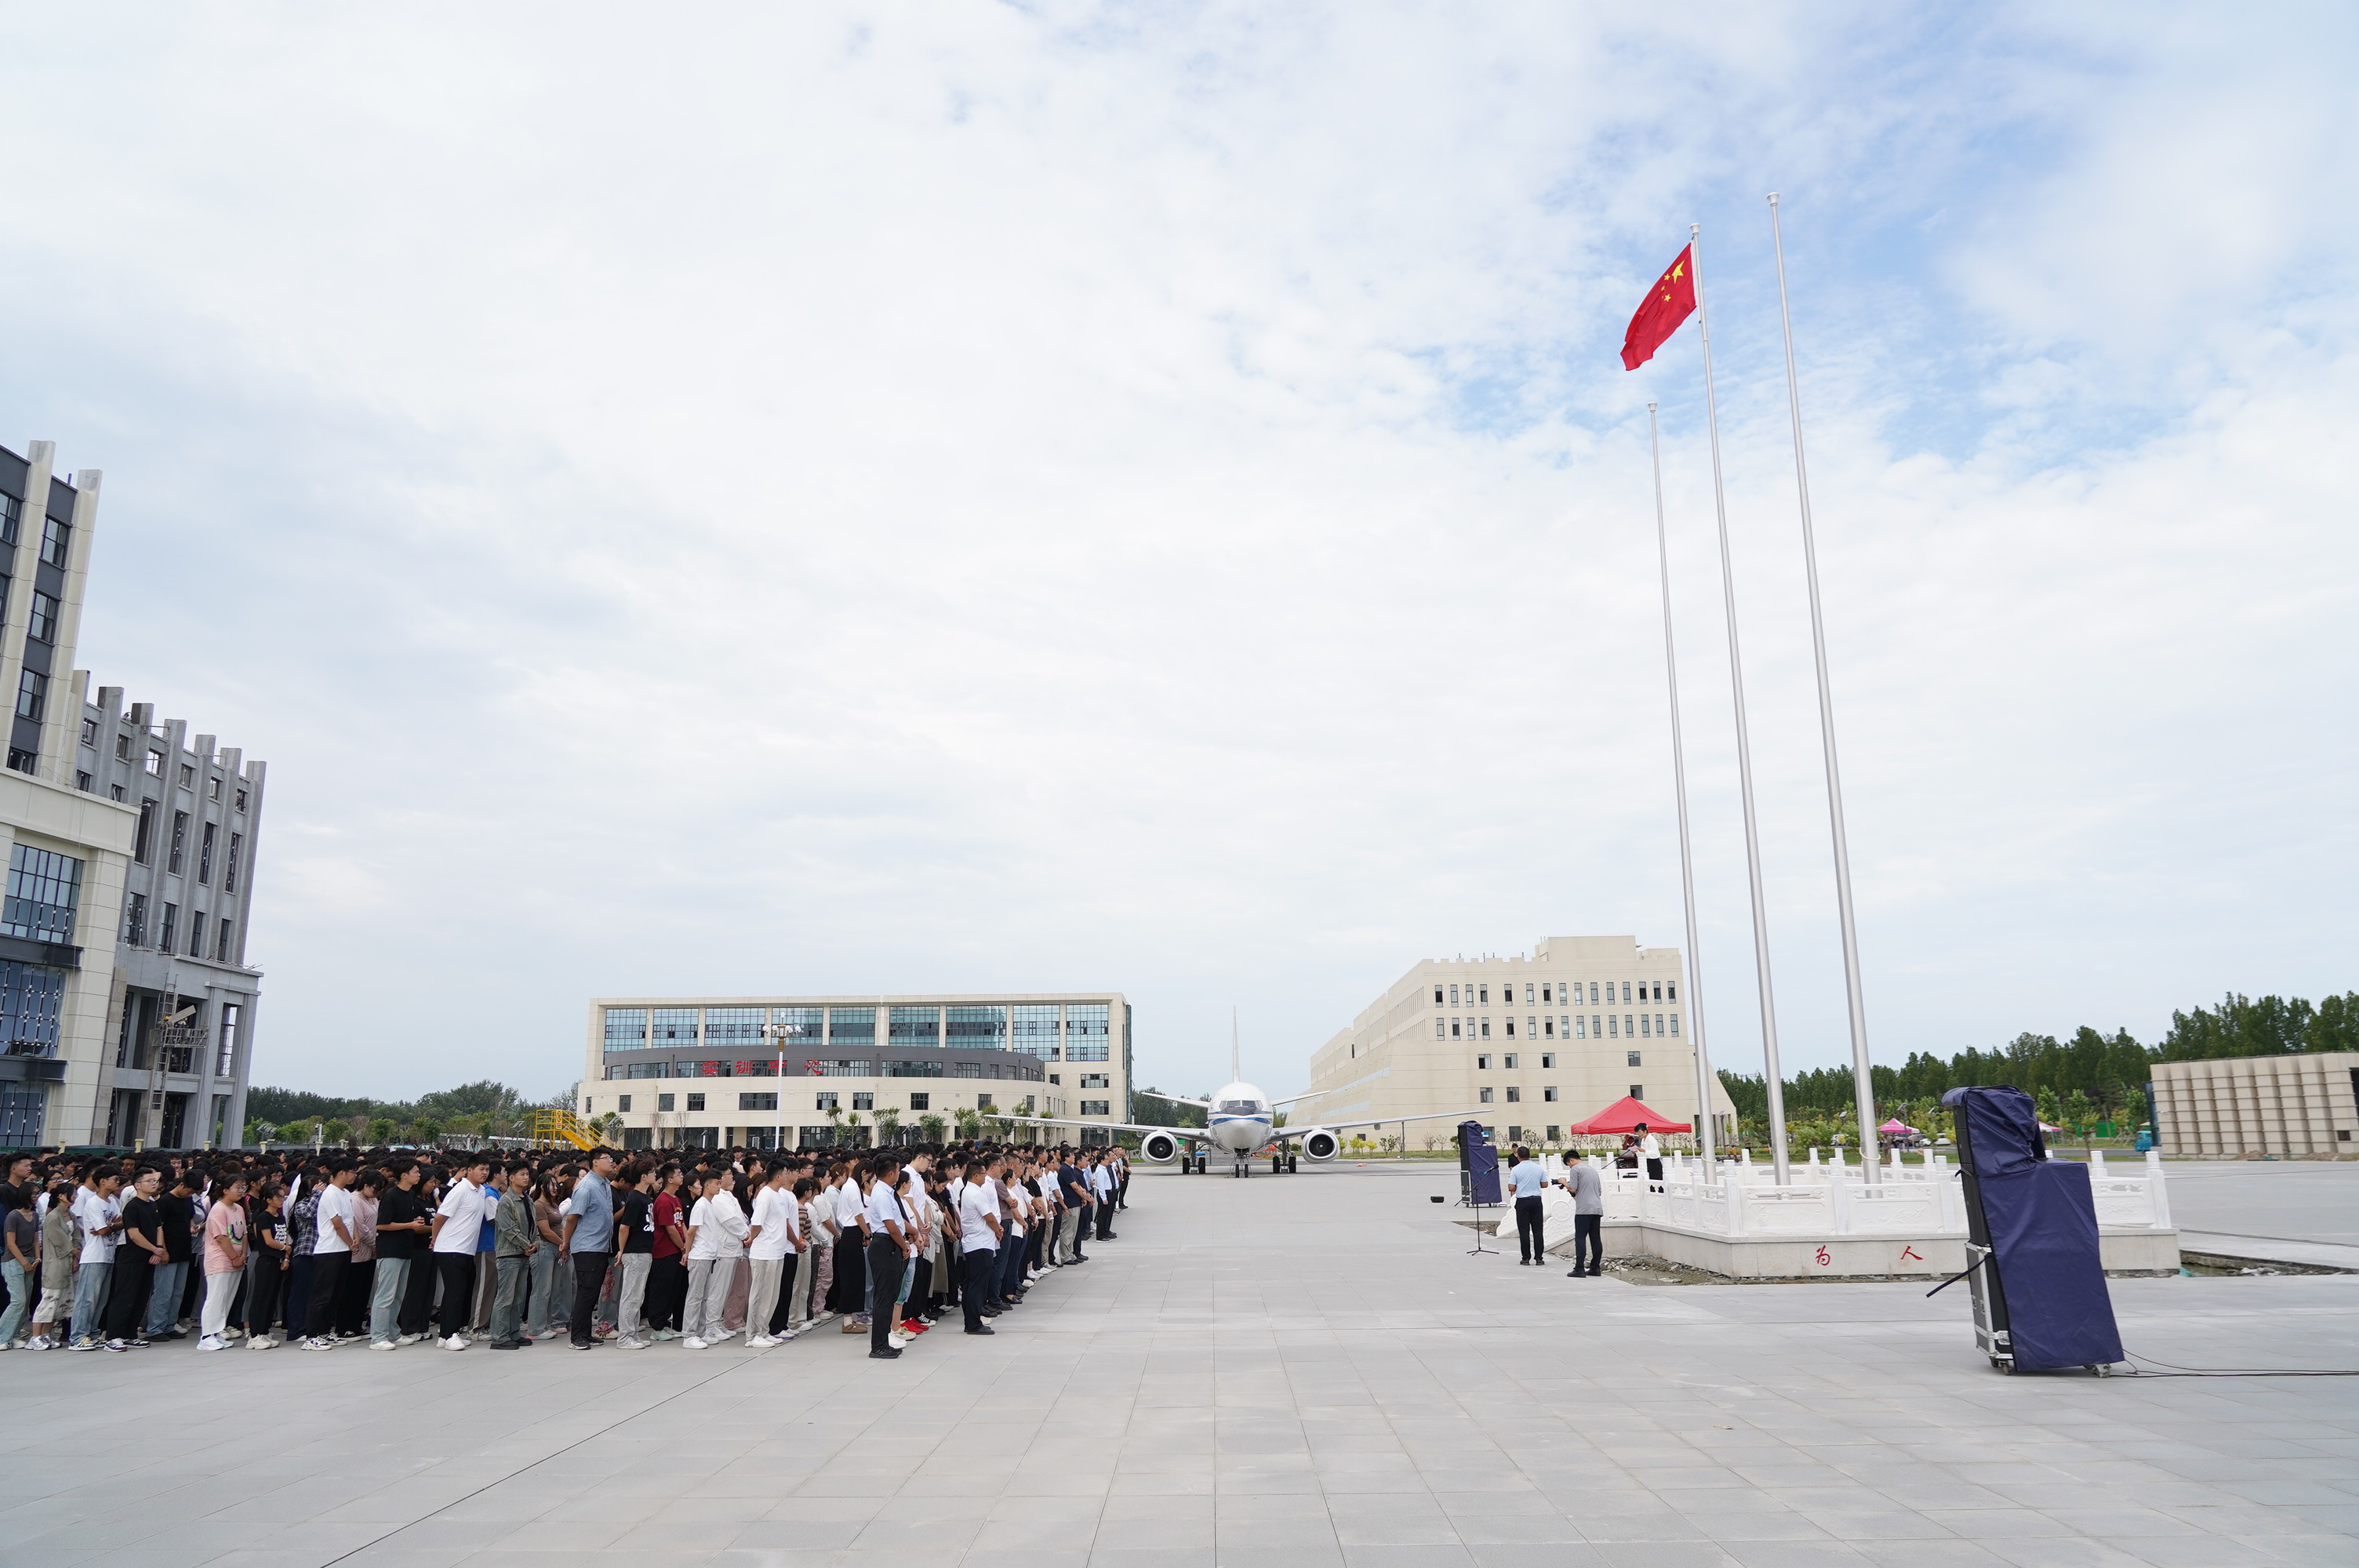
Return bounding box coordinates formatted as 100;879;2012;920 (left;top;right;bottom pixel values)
1648;402;1717;1166
1768;192;1878;1181
1691;222;1793;1184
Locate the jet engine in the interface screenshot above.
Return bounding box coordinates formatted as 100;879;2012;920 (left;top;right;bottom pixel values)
1140;1131;1183;1163
1299;1127;1341;1162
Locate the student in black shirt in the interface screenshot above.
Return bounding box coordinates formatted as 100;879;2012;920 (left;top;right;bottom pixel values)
146;1172;198;1340
370;1160;429;1348
612;1167;656;1348
108;1168;167;1347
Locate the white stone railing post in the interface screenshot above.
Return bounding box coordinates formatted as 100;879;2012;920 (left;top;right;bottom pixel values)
1828;1163;1852;1235
2145;1148;2172;1230
1723;1170;1747;1237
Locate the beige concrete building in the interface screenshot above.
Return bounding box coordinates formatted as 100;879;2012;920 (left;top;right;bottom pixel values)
2152;1052;2357;1156
1302;935;1738;1150
585;992;1131;1151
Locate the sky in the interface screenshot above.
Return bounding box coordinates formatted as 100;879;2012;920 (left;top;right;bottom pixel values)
2;3;2354;1105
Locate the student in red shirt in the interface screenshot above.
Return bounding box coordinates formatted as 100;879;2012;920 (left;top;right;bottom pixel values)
646;1163;689;1341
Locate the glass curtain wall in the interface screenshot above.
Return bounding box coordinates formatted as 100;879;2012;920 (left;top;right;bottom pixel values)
946;1005;1007;1051
1010;1004;1059;1060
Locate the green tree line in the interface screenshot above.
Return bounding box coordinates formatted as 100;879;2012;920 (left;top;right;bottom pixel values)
1717;990;2355;1143
244;1079;558;1146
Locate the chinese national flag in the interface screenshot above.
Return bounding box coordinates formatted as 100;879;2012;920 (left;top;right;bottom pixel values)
1620;245;1696;370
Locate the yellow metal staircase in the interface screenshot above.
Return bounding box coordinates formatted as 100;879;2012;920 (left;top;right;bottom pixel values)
526;1108;598;1152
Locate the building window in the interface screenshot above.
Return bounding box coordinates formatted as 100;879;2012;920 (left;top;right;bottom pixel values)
1630;1084;1644;1099
187;912;205;956
739;1092;778;1111
1503;1054;1518;1070
1505;1087;1521;1103
1541;1053;1554;1069
1628;1051;1642;1067
1065;1003;1111;1060
685;1093;705;1112
1081;1100;1110;1116
1434;1020;1445;1039
234;787;247;812
224;833;243;892
976;1093;994;1111
619;1094;633;1112
177;764;192;789
0;491;14;543
1433;985;1443;1004
1477;985;1488;1004
657;1093;675;1111
1625;1014;1634;1038
144;750;162;775
79;717;96;748
815;1091;838;1111
1543;1087;1558;1102
908;1092;930;1111
1588;983;1599;1004
38;514;68;568
1448;985;1459;1004
1668;983;1677;1001
169;811;187;873
13;669;44;723
1576;1017;1587;1039
5;749;32;775
114;734;129;760
1476;1054;1490;1070
123;892;147;946
216;1004;240;1075
158;903;177;953
2;844;82;944
603;1007;648;1050
1541;983;1552;1003
1543;1017;1554;1037
1080;1073;1110;1089
1608;1014;1617;1039
1450;1020;1460;1038
1480;1018;1491;1040
852;1092;874;1110
650;1007;696;1045
1479;1087;1494;1104
889;1005;942;1048
27;590;56;643
74;771;90;792
946;1004;1008;1050
1524;982;1535;1003
1505;1018;1516;1037
1669;1014;1680;1036
198;822;217;884
1623;982;1634;1003
216;920;233;962
208;776;221;801
827;1006;875;1046
1640;1014;1651;1037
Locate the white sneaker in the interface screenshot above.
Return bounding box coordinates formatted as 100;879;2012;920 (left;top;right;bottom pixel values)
889;1330;911;1347
651;1328;678;1341
394;1333;423;1346
223;1326;244;1339
617;1336;649;1349
746;1334;776;1348
442;1334;468;1352
369;1339;397;1351
779;1328;800;1341
811;1310;835;1325
249;1336;275;1351
196;1335;224;1352
682;1336;708;1350
300;1337;335;1351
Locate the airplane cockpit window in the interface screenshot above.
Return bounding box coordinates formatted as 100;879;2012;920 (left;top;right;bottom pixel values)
1218;1099;1262;1114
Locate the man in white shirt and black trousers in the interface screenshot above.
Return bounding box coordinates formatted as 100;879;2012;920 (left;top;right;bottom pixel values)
956;1153;1004;1335
862;1155;911;1359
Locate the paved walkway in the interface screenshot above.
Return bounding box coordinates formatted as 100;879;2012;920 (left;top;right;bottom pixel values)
5;1163;2355;1568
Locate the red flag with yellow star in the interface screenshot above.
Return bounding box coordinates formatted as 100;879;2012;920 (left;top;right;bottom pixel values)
1620;245;1696;370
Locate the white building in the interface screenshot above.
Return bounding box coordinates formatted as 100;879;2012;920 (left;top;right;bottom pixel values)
2152;1052;2357;1157
585;992;1132;1150
1302;935;1738;1149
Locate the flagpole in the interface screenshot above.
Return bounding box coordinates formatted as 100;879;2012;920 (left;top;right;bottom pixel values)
1768;192;1878;1182
1690;221;1791;1185
1648;402;1717;1167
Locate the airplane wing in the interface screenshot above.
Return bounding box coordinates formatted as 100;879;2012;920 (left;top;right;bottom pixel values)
990;1112;1210;1141
1283;1108;1489;1136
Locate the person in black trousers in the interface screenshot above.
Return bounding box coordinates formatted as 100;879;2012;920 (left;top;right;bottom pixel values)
863;1155;906;1358
108;1168;165;1346
1505;1147;1548;1265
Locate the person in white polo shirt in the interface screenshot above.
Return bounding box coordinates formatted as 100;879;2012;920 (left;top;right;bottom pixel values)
427;1156;491;1351
860;1155;909;1359
744;1164;797;1348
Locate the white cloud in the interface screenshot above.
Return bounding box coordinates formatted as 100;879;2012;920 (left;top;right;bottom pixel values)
1;3;2351;1102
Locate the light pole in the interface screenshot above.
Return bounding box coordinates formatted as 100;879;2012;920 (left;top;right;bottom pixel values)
761;1021;804;1153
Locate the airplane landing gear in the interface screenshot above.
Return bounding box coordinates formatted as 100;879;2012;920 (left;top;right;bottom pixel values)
1287;1156;1299;1173
1272;1153;1284;1174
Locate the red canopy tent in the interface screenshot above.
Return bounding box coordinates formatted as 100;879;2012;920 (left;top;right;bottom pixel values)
1566;1095;1690;1135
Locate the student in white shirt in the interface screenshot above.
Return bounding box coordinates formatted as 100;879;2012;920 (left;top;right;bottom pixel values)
67;1168;125;1350
427;1157;492;1351
956;1154;1004;1335
300;1160;358;1350
744;1167;797;1348
860;1156;909;1359
682;1172;747;1349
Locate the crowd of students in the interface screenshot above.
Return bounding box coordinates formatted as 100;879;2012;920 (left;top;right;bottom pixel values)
0;1142;1131;1359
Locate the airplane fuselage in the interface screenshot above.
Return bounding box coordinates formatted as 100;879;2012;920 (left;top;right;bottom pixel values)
1206;1080;1274;1156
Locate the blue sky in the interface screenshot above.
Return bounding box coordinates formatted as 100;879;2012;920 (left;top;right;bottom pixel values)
2;3;2353;1102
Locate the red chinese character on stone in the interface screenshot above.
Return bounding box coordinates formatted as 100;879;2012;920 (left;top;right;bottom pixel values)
1815;1245;1831;1267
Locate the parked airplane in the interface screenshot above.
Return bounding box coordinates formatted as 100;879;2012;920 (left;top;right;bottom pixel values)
1015;1012;1477;1178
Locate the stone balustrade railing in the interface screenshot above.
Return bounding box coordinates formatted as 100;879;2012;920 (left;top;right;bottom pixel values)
1530;1145;2174;1240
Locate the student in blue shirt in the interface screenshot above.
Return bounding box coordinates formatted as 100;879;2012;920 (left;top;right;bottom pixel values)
1506;1147;1554;1265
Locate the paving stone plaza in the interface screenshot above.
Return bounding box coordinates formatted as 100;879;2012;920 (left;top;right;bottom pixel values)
7;1161;2355;1568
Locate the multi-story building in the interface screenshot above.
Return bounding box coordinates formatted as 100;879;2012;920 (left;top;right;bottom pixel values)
2152;1052;2357;1156
585;993;1132;1150
1302;935;1738;1149
0;439;267;1151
